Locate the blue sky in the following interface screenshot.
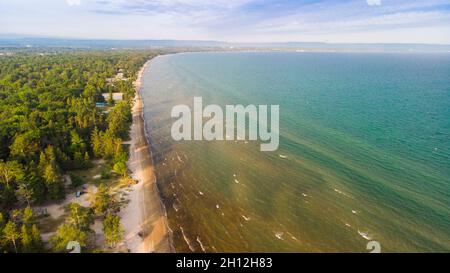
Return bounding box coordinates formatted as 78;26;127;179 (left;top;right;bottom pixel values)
1;0;450;43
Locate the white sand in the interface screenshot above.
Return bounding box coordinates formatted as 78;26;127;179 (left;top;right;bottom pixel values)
119;60;174;253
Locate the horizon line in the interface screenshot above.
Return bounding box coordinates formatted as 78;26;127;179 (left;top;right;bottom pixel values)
1;33;450;47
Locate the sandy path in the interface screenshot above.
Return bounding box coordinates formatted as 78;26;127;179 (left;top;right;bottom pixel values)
120;61;174;253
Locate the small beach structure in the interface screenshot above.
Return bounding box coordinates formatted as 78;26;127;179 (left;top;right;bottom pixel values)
106;69;128;86
102;92;123;102
95;102;107;108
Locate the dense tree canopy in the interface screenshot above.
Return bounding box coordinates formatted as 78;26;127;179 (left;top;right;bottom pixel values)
0;49;156;252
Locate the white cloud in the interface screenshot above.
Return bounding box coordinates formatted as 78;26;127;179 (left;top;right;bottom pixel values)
2;0;450;43
366;0;381;6
66;0;81;6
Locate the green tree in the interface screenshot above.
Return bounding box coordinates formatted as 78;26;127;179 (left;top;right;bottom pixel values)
43;163;64;200
113;161;127;177
39;146;64;200
84;152;90;162
22;206;34;226
91;127;103;158
0;212;5;229
107;101;131;138
26;162;46;203
20;224;32;252
0;160;24;188
2;221;20;253
91;184;111;216
73;151;84;167
50;223;88;252
114;150;128;165
67;203;93;231
102;213;123;248
31;224;43;251
17;183;34;206
70;130;86;156
25;161;47;203
102;131;123;159
82;84;97;99
20;221;42;253
9;132;39;160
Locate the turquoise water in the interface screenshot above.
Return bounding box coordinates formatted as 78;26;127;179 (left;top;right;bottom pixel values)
141;52;450;252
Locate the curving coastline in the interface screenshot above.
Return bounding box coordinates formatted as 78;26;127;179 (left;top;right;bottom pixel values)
120;59;174;253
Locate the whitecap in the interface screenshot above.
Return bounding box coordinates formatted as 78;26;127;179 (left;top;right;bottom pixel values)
279;154;288;159
198;191;204;195
242;215;251;221
196;236;206;252
358;230;372;240
334;188;350;197
275;232;284;240
287;232;299;241
180;227;195;252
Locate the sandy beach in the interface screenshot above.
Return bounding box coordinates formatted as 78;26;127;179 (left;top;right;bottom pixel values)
119;60;174;253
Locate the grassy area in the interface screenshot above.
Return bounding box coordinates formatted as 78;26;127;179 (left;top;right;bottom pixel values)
38;213;67;234
69;159;119;187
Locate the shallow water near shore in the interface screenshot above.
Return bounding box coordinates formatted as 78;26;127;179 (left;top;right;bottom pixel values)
140;52;450;252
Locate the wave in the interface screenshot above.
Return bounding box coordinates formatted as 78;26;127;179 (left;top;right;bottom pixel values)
180;226;195;252
358;230;372;240
196;236;206;252
274;232;284;240
176;153;183;163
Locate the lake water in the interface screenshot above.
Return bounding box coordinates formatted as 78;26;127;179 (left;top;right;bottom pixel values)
140;52;450;252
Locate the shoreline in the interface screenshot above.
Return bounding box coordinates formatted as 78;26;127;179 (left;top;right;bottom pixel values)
120;59;174;253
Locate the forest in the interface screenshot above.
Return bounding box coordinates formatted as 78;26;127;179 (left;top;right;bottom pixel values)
0;49;156;252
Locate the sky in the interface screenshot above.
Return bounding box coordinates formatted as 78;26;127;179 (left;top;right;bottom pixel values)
1;0;450;44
